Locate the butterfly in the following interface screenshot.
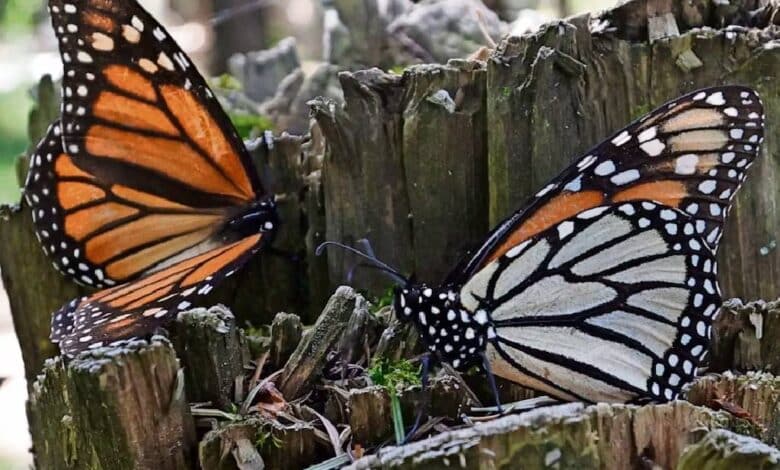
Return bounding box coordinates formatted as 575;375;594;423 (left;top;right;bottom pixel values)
24;0;278;356
388;86;765;404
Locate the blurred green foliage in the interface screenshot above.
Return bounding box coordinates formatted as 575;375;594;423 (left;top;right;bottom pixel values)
227;112;274;140
0;86;32;203
213;73;244;92
0;0;40;35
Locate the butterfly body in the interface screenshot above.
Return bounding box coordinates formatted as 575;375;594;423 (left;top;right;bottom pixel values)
224;197;279;239
393;86;764;404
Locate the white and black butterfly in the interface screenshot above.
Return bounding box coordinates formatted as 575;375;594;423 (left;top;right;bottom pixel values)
386;86;764;404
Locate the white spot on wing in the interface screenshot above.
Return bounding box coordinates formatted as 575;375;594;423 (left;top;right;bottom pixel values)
594;160;616;176
705;92;725;105
612;130;631;146
639;139;665;157
610;169;641;185
674;154;699;175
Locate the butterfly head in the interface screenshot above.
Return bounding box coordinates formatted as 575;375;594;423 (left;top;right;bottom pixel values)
394;284;492;370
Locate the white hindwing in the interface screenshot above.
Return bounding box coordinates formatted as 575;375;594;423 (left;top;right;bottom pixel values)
460;201;720;403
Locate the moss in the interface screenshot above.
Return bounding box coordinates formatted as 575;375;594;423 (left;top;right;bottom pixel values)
369;358;421;393
389;65;407;75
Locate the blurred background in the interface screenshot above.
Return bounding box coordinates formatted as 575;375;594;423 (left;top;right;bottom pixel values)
0;0;615;467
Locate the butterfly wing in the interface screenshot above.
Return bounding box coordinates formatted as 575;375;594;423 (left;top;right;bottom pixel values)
52;233;264;356
28;0;267;287
453;86;764;284
49;0;260;200
461;201;719;403
25;121;241;287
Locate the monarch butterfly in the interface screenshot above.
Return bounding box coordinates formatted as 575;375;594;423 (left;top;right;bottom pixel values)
328;86;765;406
24;0;278;356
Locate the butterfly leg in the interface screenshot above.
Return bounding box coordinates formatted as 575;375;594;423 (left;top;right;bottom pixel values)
480;351;503;413
403;352;433;444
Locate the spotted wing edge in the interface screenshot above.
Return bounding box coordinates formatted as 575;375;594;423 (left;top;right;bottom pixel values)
51;232;265;356
460;200;720;403
449;85;763;285
48;0;264;197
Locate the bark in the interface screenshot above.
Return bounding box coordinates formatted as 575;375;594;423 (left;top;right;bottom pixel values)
172;306;249;410
27;338;196;469
346;401;757;469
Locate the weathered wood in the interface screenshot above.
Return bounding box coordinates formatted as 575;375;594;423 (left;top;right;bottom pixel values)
27;338;196;469
677;429;780;470
348;376;477;446
711;299;780;374
172;306;249;410
313;60;490;292
373;318;421;363
336;297;385;365
302;132;332;312
687;371;780;446
486;2;780;300
323;0;401;68
227;37;301;103
347;401;757;469
269;312;303;369
277;286;368;399
199;417;319;470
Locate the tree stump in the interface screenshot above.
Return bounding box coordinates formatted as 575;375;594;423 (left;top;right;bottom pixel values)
346;401;758;469
27;338;196;469
678;429;780;470
173;306;249;410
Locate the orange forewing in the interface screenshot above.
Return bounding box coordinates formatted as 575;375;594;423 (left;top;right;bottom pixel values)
485;190;605;264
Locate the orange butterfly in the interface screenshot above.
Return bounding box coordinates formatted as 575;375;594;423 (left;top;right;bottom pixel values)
25;0;278;356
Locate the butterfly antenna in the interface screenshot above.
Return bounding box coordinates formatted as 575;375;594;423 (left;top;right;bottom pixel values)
316;241;408;285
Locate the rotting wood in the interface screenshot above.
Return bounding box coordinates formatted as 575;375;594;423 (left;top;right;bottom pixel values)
711;298;780;374
277;286;369;399
687;371;780;446
373;316;421;363
269;312;303;369
173;305;249;410
27;337;196;469
348;376;477;446
677;429;780;470
311;59;490;292
347;401;760;469
198;417;319;470
336;298;384;365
